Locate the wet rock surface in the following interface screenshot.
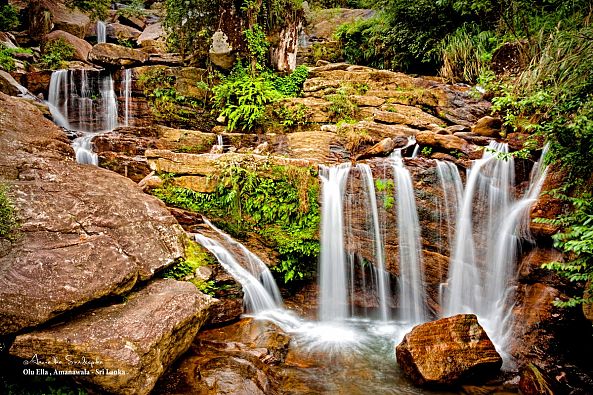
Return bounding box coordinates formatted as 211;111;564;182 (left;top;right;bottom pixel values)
10;279;215;395
396;314;503;386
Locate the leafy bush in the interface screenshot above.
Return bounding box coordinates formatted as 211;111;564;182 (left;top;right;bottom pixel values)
537;194;593;308
39;39;75;70
0;46;15;72
116;0;147;19
0;185;17;240
0;5;20;31
213;63;309;132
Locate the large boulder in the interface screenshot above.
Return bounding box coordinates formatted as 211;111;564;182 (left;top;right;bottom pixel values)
107;22;143;41
44;30;93;61
40;0;91;38
89;43;148;67
137;22;165;52
395;314;503;386
471;116;502;138
0;70;24;96
10;279;216;395
0;92;186;334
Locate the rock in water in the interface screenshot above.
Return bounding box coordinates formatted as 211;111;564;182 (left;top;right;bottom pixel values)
395;314;502;386
10;279;216;395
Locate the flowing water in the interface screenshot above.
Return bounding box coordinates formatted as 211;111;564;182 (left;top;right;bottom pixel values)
47;69;119;165
96;21;106;44
121;69;132;127
390;151;427;325
443;142;548;360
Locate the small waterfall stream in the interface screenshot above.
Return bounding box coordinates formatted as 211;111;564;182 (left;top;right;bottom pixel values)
390;151;427;325
121;69;132;127
97;21;107;44
48;69;127;165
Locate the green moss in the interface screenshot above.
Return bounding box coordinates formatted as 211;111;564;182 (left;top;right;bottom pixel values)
0;184;17;240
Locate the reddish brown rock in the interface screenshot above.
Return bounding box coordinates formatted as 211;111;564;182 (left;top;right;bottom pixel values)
395;314;503;386
89;43;148;67
416;130;477;155
10;279;216;395
471;116;502;138
0;93;186;334
355;138;396;160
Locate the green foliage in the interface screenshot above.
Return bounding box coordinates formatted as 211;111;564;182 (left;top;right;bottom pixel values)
67;0;110;21
244;24;269;69
39;39;75;70
0;5;20;31
0;184;17;240
138;67;211;128
375;179;395;209
439;24;498;83
213;63;280;131
536;194;593;308
152;160;320;283
213;63;309;132
336;1;462;72
163;0;215;60
326;88;358;122
0;46;15;72
274;103;309;127
421;146;433;156
116;0;147;19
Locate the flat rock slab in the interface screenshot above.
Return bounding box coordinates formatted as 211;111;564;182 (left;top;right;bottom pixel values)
396;314;503;386
10;279;216;395
0;93;186;334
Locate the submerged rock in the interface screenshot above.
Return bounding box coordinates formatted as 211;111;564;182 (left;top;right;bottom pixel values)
10;279;216;395
395;314;503;386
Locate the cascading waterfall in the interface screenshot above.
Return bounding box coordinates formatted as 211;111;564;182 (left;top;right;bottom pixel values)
194;233;281;313
201;217;283;306
122;69;132;127
357;164;390;321
443;141;548;357
435;160;463;255
97;21;107;44
47;69;118;165
390;151;427;325
318;163;351;322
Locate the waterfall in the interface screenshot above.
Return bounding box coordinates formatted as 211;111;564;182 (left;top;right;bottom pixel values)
443;141;548;357
122;69;132;127
194;234;280;313
97;21;106;44
217;134;223;146
435;160;463;255
47;69;119;165
357;164;390;321
390;151;427;324
318;163;351;322
201;217;283;306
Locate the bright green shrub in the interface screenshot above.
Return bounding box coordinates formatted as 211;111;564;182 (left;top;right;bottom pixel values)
0;185;17;240
39;39;75;70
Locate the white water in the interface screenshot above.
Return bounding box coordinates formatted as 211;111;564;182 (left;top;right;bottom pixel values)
318;163;351;322
122;69;132;127
201;217;283;306
444;141;548;359
47;69;119;166
435;160;463;255
194;233;280;313
97;21;107;44
357;164;390;321
217;134;223;146
390;151;427;325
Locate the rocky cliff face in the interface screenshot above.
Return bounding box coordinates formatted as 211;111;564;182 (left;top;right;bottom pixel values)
0;92;215;394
